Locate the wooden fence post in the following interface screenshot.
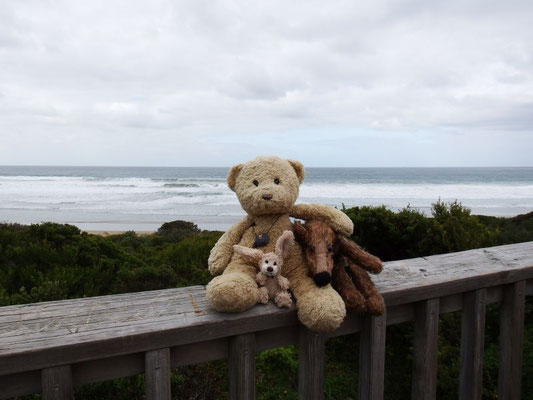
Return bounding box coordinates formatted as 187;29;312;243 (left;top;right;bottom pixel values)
145;348;171;400
498;281;525;400
298;326;325;400
412;298;439;400
229;333;256;400
358;311;387;400
41;365;73;400
459;289;486;400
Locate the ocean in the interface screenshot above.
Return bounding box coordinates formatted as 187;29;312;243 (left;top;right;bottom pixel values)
0;166;531;232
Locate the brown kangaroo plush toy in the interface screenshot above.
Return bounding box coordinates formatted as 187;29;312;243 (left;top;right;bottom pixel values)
294;220;385;315
233;230;294;308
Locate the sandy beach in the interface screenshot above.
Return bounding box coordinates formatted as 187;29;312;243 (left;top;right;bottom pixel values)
87;230;156;236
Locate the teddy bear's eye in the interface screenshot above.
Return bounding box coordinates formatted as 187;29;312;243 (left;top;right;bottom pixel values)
274;178;280;185
327;244;333;252
253;180;259;186
274;262;277;266
265;260;269;263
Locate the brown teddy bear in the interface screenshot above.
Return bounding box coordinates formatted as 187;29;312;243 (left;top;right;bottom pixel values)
206;156;354;332
233;230;294;308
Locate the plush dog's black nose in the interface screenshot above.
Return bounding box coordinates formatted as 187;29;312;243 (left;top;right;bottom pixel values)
267;266;273;272
313;272;331;287
262;194;273;200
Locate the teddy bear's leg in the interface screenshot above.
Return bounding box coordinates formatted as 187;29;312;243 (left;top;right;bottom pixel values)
258;287;269;304
285;259;346;332
346;261;385;315
332;263;367;312
206;261;261;313
274;292;292;308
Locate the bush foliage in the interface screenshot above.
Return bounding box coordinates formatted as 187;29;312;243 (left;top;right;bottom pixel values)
1;202;532;399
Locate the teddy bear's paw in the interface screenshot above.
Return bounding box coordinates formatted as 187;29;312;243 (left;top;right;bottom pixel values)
274;292;292;308
296;288;346;332
206;272;260;312
259;287;269;304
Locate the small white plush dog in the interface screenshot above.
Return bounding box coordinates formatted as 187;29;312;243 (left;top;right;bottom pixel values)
233;230;294;308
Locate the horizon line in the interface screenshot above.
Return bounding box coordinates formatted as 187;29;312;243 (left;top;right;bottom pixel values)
1;164;533;169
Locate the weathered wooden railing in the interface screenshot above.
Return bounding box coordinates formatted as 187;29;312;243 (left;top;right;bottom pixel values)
1;241;532;400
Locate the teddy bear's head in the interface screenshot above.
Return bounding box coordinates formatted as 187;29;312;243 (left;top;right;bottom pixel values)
227;156;304;215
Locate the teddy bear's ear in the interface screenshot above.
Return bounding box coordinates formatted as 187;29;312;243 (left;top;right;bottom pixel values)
227;163;243;192
288;159;304;184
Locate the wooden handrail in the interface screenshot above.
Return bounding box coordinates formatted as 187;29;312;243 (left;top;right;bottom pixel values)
1;241;532;399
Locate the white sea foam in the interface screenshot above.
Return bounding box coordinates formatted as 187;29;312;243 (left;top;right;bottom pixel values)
0;169;532;231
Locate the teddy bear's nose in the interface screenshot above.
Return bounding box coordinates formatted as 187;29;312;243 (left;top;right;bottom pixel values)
262;194;273;200
267;266;273;272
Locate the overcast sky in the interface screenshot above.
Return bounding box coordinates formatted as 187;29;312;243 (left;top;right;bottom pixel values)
0;0;532;167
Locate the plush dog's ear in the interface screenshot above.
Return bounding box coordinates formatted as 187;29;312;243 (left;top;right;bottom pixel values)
288;159;304;184
293;221;309;244
275;230;294;260
233;245;263;264
337;236;383;274
227;164;243;192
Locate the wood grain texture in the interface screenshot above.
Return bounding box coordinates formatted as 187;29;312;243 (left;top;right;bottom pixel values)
412;298;439;400
229;333;256;400
459;289;486;400
145;348;171;400
498;281;526;400
41;365;73;400
298;326;325;400
358;311;387;400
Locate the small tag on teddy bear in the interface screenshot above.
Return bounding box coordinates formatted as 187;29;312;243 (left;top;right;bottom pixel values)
253;234;269;248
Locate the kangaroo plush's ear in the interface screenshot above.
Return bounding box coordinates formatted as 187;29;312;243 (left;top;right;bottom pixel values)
288;159;304;184
337;236;383;274
275;230;294;260
227;164;243;192
233;245;264;264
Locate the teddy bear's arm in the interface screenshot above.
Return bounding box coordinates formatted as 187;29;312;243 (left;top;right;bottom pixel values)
208;216;251;276
290;204;354;236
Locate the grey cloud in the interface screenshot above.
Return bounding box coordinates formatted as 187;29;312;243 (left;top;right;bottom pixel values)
0;0;532;166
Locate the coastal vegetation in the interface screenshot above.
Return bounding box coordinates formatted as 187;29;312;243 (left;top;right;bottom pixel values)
1;201;532;399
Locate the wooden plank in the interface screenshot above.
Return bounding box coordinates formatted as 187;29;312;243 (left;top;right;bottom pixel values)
73;352;144;386
0;242;531;378
498;280;526;400
41;365;73;400
376;241;533;306
411;298;439;400
0;300;298;376
298;326;325;400
358;311;387;400
459;289;486;400
145;348;171;400
229;333;256;400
